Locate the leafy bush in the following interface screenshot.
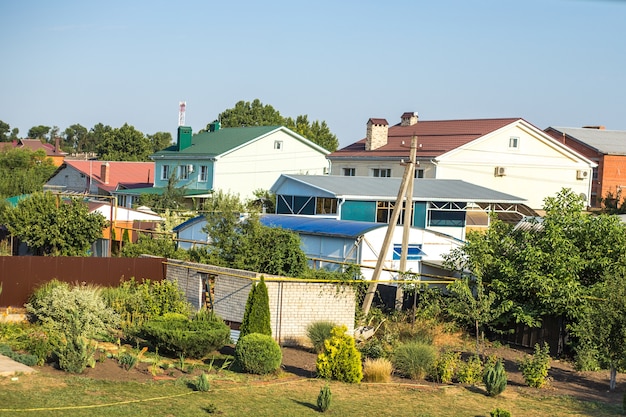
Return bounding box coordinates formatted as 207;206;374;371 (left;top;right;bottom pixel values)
18;327;53;366
101;278;192;336
0;344;38;367
431;350;460;384
363;357;393;383
358;336;390;359
140;313;230;359
518;342;551;388
490;408;511;417
484;359;507;396
306;321;336;353
316;325;363;383
26;281;120;340
234;332;282;375
317;383;332;412
118;352;139;371
392;341;437;380
239;277;271;338
55;311;97;373
457;354;484;385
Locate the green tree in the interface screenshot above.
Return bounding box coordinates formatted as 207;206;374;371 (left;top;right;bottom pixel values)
0;120;11;142
63;124;89;153
138;173;187;212
0;148;57;197
147;131;173;153
0;192;107;256
9;128;19;141
210;99;339;152
120;232;188;260
96;123;151;161
239;276;271;337
28;125;51;141
85;123;112;154
570;264;626;391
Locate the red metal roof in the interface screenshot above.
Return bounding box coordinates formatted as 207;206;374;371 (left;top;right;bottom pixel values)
65;160;155;192
331;118;523;159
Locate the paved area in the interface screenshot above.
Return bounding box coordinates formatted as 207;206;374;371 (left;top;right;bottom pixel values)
0;354;36;377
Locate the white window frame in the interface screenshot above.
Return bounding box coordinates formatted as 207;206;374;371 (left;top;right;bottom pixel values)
178;165;190;180
509;136;519;149
274;140;283;150
414;168;424;178
160;165;170;180
199;165;208;182
372;168;391;178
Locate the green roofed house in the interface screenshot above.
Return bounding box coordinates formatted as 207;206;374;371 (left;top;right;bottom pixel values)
114;123;330;207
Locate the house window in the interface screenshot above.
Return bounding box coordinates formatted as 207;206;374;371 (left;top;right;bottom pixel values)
274;140;283;150
178;164;190;180
372;168;391;178
343;168;355;176
392;244;423;261
376;201;405;224
199;165;208;182
428;210;465;227
509;137;519;149
414;169;424;178
316;198;337;214
161;165;170;180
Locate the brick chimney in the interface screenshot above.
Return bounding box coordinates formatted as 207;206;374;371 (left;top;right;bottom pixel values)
401;112;419;126
366;118;389;151
101;162;110;184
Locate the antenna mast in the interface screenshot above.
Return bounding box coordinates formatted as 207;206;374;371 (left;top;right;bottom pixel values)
178;101;187;126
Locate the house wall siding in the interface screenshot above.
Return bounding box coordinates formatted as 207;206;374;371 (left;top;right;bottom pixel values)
162;259;355;346
45;166;90;193
598;155;626;203
215;130;328;200
329;160;436;178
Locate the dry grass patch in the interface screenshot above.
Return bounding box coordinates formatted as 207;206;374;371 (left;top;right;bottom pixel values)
363;358;393;383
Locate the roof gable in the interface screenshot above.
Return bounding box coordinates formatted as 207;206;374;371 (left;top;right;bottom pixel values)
329;118;522;159
64;160;155;192
151;126;329;158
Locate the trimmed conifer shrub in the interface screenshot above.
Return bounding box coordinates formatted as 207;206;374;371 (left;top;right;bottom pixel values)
234;332;282;374
483;359;507;396
317;383;332;412
239;276;271;337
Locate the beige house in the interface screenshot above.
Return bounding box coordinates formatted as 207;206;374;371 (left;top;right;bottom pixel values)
328;113;596;210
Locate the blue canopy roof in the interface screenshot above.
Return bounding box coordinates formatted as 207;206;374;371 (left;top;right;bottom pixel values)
260;214;384;239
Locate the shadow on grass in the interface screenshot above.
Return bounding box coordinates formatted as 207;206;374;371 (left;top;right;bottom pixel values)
290;399;318;411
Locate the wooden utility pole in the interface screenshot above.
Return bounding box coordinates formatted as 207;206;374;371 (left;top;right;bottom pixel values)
361;135;418;316
395;136;417;310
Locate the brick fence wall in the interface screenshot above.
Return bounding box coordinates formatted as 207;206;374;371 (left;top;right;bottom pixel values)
160;258;355;346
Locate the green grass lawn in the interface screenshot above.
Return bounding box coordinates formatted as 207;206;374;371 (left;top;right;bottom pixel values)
0;372;621;417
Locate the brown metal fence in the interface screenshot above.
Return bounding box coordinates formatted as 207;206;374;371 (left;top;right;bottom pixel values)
0;256;166;308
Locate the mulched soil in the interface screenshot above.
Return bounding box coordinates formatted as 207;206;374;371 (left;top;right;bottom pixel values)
36;344;625;407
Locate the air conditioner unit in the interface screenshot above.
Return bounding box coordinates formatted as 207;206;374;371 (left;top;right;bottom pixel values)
576;170;588;180
494;166;506;177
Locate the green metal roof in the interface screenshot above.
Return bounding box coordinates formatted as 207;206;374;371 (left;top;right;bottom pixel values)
151;126;282;158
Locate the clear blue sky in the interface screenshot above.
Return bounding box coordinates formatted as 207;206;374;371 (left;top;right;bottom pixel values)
1;0;624;148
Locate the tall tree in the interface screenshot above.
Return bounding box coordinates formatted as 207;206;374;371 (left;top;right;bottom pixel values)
96;123;152;161
28;125;51;141
147;131;173;152
209;99;339;152
86;123;113;154
0;120;11;142
0;148;57;198
63;124;89;153
0;192;106;256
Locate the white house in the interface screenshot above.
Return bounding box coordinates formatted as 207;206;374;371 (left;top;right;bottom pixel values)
328;114;596;211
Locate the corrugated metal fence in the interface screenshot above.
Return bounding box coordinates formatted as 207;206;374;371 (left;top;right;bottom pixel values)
0;256;166;308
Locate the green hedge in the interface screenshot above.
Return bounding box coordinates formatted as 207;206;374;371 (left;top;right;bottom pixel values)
140;314;230;359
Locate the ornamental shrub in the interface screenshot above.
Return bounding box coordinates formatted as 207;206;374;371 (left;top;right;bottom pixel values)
140;313;230;359
431;350;460;384
457;354;483;385
0;344;37;367
317;383;332;412
234;332;282;374
316;325;363;383
239;277;271;338
518;342;551;388
306;321;336;353
363;357;393;383
490;408;511;417
484;359;507;396
55;310;97;373
392;341;437;380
